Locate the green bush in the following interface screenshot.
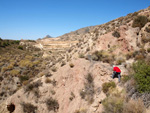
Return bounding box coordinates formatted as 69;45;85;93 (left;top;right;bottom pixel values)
102;81;116;94
133;61;150;93
132;16;149;29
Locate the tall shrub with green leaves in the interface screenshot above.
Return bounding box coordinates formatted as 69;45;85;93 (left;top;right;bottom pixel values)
133;61;150;93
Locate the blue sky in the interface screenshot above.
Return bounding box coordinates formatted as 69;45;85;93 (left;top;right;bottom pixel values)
0;0;150;40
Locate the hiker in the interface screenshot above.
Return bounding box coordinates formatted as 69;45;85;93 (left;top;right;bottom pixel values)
112;65;121;82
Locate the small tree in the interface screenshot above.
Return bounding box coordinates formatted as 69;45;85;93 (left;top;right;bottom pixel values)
133;61;150;93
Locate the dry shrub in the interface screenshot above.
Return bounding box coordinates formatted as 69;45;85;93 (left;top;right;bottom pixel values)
79;53;85;58
141;34;150;43
19;59;33;68
135;54;145;60
145;26;150;33
61;61;66;67
46;97;59;112
45;78;51;83
116;58;125;65
126;52;134;60
69;92;75;101
102;81;116;94
50;90;56;95
121;75;131;84
21;102;37;113
102;91;124;113
112;31;120;38
10;69;20;76
125;78;136;93
132;16;149;29
92;50;113;63
25;80;42;92
51;66;57;72
123;99;146;113
69;63;74;68
74;108;87;113
80;73;95;104
147;48;150;53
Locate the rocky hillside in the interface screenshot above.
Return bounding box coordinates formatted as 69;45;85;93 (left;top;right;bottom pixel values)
0;6;150;113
